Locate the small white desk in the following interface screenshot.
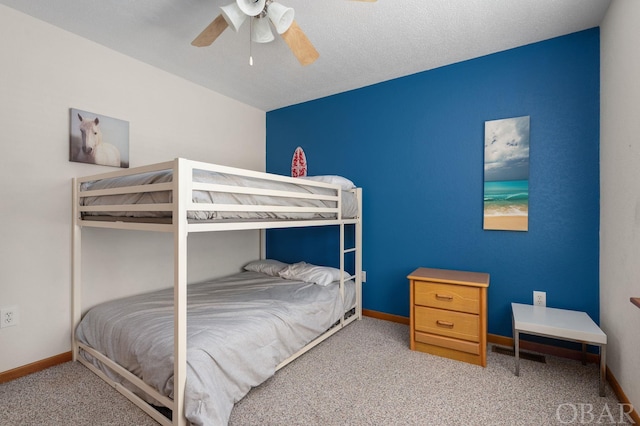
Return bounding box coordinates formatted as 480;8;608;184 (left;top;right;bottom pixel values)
511;303;607;396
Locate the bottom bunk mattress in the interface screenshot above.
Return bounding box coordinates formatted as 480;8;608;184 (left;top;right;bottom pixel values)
75;270;356;425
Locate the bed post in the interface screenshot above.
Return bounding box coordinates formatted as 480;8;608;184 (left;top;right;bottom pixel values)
339;223;346;326
259;229;266;259
173;158;189;426
71;178;81;361
355;188;363;320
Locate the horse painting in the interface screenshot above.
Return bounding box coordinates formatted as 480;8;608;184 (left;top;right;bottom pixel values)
76;114;121;167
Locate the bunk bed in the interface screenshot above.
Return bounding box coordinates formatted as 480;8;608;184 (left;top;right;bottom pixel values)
71;158;363;426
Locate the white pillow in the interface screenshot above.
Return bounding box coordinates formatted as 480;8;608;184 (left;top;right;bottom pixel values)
300;175;356;190
244;259;289;277
278;261;346;287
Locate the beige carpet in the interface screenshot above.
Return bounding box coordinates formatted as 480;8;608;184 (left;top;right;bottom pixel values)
1;317;630;425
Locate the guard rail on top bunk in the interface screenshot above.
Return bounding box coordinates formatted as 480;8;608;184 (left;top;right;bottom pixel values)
71;157;362;426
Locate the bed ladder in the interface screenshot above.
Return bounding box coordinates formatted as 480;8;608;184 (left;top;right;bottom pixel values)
340;188;363;323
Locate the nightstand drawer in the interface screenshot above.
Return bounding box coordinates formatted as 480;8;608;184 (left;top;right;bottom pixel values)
415;331;481;355
414;281;480;314
414;306;479;342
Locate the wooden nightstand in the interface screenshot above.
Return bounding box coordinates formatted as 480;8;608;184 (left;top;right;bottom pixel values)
408;267;490;367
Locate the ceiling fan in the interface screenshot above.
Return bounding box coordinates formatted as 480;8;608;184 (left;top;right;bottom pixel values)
191;0;375;66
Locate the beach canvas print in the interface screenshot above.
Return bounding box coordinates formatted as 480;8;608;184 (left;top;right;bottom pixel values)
483;115;530;231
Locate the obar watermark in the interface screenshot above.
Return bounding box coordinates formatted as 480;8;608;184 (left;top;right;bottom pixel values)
556;403;635;424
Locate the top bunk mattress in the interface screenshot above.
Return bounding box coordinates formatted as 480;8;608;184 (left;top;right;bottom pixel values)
79;169;359;221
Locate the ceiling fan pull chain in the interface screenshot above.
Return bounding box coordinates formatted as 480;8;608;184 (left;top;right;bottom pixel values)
249;17;254;66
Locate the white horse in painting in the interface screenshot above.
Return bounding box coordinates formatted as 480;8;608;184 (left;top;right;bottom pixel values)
77;114;121;167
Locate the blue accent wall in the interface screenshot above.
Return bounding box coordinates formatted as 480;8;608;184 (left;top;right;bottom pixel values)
266;29;600;338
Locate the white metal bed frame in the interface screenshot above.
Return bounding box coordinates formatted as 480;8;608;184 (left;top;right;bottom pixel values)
71;158;362;426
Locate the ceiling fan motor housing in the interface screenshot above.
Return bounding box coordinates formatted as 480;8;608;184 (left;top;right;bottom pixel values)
237;0;266;16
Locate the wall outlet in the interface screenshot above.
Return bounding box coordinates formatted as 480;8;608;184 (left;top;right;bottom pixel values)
0;306;19;328
533;291;546;307
362;271;367;283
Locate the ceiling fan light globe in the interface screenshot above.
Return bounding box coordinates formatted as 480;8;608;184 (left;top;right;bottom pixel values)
251;17;275;43
267;2;294;34
236;0;266;17
220;2;247;32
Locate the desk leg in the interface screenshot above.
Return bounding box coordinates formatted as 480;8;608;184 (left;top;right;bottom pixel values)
514;330;520;376
582;343;587;366
599;344;606;397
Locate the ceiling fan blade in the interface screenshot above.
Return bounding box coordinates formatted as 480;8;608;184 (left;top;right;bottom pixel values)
280;20;319;66
191;14;229;47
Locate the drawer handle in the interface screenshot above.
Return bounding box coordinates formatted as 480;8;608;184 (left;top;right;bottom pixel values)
435;294;454;301
436;320;454;328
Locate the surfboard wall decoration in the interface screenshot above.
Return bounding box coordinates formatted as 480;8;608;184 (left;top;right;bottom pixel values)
291;146;307;177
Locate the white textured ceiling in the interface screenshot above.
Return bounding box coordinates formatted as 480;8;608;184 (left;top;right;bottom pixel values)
1;0;611;111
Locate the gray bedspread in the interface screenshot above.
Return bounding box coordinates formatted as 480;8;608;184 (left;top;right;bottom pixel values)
75;271;355;425
80;169;358;220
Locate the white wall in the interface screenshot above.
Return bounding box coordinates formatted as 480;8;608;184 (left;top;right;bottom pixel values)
600;0;640;411
0;5;265;373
